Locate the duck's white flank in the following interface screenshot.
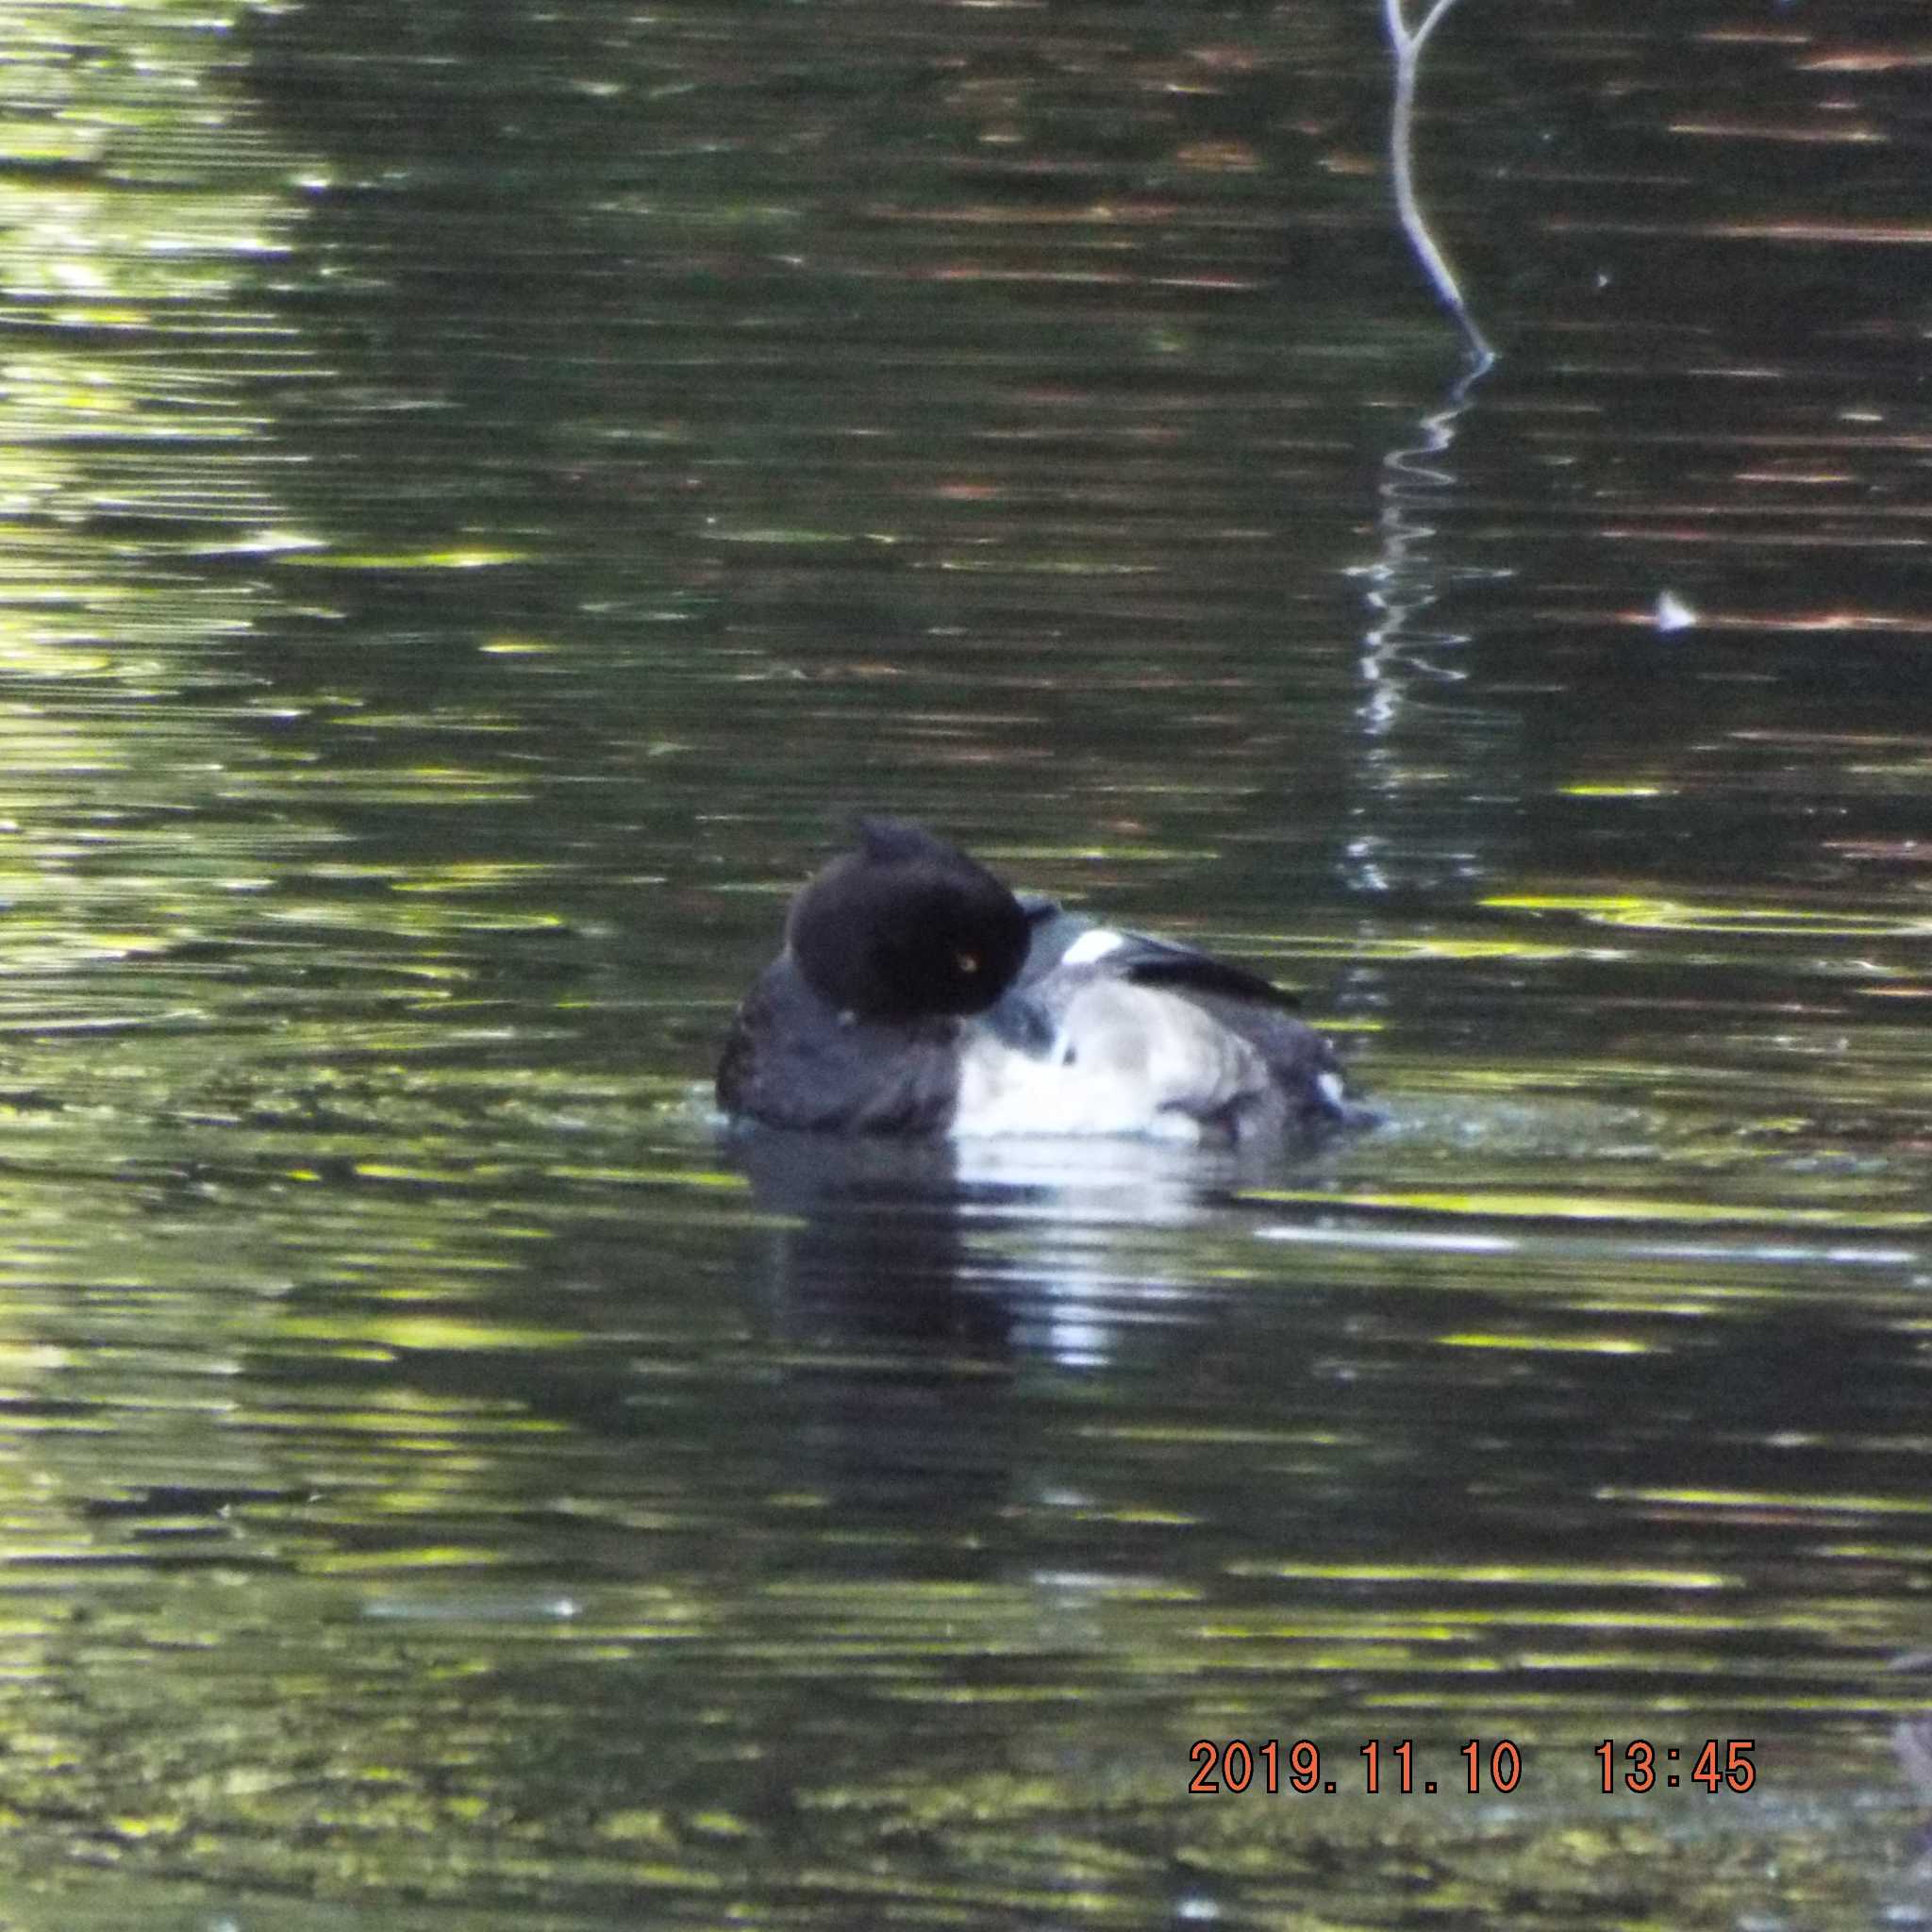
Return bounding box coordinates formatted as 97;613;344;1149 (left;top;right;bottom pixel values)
952;979;1269;1141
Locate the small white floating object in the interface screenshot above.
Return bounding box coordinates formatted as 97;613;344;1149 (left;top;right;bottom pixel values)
1654;591;1698;633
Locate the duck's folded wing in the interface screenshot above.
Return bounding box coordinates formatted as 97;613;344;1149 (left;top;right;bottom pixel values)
1112;947;1301;1010
1019;901;1300;1011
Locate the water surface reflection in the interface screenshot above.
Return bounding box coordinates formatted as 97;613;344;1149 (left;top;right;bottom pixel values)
0;0;1928;1924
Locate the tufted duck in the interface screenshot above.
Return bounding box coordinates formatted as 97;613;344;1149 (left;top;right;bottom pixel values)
716;817;1368;1144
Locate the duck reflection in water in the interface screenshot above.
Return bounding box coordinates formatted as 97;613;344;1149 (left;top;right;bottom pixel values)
728;1128;1277;1516
735;1127;1251;1351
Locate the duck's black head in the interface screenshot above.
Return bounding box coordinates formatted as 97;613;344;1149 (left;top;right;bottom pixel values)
787;817;1030;1024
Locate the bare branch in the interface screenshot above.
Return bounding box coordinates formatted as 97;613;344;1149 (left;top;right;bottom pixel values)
1384;0;1492;365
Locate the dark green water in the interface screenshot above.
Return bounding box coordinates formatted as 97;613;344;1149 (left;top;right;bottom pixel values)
0;1;1928;1925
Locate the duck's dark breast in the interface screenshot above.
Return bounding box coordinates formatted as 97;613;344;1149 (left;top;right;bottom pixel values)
716;959;962;1135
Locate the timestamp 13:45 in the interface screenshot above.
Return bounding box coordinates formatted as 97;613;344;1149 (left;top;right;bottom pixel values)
1188;1738;1757;1797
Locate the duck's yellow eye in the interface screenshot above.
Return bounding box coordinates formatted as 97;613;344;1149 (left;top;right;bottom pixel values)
957;952;979;974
